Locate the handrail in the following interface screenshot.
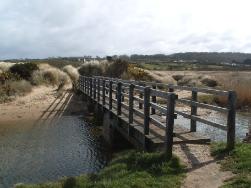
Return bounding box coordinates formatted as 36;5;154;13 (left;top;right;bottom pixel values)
78;75;237;152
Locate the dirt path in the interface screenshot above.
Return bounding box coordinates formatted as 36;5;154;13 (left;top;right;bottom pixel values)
173;144;233;188
0;85;77;123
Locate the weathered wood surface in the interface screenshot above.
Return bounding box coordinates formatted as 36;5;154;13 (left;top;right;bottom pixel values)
78;76;236;155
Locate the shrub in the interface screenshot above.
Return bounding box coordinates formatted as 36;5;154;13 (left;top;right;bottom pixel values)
0;71;21;84
31;64;70;86
10;62;38;80
8;80;32;95
201;77;218;87
104;59;129;78
63;65;79;83
0;62;15;72
126;64;153;81
78;63;103;76
172;74;184;82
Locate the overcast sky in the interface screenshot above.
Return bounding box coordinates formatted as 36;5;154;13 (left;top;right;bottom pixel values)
1;0;251;59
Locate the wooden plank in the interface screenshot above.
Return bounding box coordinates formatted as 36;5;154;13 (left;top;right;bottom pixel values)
177;98;229;113
150;102;167;114
133;109;144;118
150;117;165;130
150;89;169;98
134;96;144;103
175;110;227;131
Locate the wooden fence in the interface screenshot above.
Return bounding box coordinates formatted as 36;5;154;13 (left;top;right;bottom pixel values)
79;75;237;152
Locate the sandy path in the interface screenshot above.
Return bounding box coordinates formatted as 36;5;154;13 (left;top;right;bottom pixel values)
0;86;73;123
173;144;233;188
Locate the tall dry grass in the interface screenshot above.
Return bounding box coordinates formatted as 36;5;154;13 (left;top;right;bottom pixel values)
63;65;79;83
0;62;15;72
32;64;70;86
216;72;251;108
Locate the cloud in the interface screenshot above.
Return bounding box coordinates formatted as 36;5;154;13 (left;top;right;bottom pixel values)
0;0;251;59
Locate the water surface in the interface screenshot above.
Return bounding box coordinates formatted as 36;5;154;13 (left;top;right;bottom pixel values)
0;116;110;187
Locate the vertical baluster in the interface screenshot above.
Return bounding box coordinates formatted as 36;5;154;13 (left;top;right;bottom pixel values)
227;91;236;150
190;89;198;132
165;93;177;159
117;82;122;115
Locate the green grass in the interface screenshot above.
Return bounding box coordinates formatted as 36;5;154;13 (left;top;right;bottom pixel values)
211;143;251;188
16;150;185;188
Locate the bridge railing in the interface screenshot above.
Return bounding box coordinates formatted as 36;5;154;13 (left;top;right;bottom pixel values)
92;76;236;150
79;76;178;157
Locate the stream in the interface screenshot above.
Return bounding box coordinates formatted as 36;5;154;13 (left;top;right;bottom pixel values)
0;116;110;187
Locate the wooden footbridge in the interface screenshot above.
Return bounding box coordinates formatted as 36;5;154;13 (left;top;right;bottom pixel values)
78;76;236;158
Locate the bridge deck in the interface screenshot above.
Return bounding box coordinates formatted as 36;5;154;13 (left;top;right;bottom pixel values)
101;101;210;151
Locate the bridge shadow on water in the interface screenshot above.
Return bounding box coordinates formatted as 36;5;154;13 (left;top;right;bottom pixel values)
34;89;86;125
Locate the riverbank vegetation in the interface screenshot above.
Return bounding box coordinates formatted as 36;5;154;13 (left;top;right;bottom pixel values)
1;57;251;109
15;150;185;188
211;143;251;188
0;62;79;103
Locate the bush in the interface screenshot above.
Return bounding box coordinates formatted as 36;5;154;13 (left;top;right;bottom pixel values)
0;62;15;72
62;65;79;83
104;59;129;78
78;63;103;77
172;74;184;82
126;64;153;81
10;62;38;80
201;77;218;87
0;71;21;84
32;66;70;87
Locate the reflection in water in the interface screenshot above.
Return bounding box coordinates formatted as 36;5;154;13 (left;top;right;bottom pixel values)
0;116;110;187
176;111;251;141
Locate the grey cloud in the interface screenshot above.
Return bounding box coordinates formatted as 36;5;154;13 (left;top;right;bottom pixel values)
0;0;251;59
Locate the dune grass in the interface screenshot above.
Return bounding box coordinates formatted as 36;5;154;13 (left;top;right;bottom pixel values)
15;150;185;188
211;143;251;188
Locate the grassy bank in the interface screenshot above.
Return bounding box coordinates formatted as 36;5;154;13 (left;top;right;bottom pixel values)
211;143;251;188
15;150;185;188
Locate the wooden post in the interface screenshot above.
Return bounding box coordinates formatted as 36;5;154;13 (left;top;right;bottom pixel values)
87;77;90;96
90;78;93;98
168;86;174;92
165;93;177;159
97;79;100;103
85;77;87;93
128;84;134;135
227;91;236;150
144;87;151;135
117;82;122;115
139;92;143;109
121;87;125;102
93;78;96;100
190;90;198;132
109;81;113;110
151;84;157;114
83;77;85;93
102;79;106;106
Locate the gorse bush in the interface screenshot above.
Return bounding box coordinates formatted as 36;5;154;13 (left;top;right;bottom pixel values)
0;72;21;84
10;63;38;80
124;64;153;81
